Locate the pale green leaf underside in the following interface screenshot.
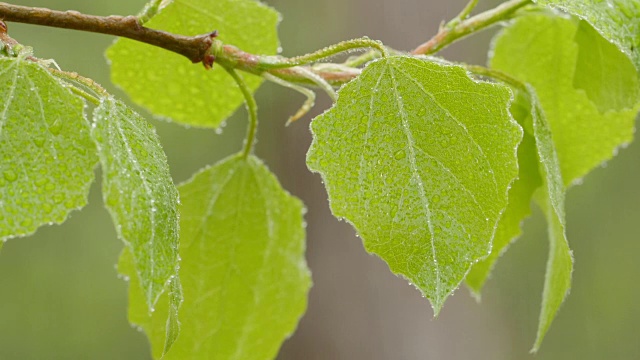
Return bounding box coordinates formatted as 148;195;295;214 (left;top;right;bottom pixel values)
489;14;578;348
0;56;96;240
534;0;640;70
126;154;311;359
107;0;280;128
307;56;522;312
470;11;639;297
573;20;639;112
466;91;542;295
528;89;572;352
92;97;180;310
491;14;639;186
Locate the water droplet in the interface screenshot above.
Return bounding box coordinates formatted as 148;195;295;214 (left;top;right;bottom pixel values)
393;149;406;160
43;203;53;213
49;121;62;135
3;170;17;182
53;193;64;204
33;138;45;147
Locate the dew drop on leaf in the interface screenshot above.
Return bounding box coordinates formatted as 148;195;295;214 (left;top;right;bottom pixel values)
3;170;17;182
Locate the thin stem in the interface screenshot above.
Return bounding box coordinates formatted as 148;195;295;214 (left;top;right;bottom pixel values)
412;0;531;55
289;67;337;101
224;67;258;159
257;37;388;70
447;0;480;28
343;51;380;68
215;43;362;87
263;73;316;125
138;0;164;24
466;64;527;91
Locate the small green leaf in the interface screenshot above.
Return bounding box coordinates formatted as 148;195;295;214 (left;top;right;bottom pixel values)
0;56;96;240
107;0;280;128
527;88;573;352
307;56;522;312
533;0;640;70
491;13;639;186
466;91;543;295
92;97;180;310
126;155;311;359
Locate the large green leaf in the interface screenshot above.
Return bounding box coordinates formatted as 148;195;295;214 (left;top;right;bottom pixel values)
307;56;522;313
92;98;180;310
491;13;639;186
0;56;96;240
466;91;542;295
107;0;280;128
534;0;640;70
124;154;311;359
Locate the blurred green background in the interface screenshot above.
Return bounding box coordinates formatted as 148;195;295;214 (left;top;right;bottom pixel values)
1;0;639;359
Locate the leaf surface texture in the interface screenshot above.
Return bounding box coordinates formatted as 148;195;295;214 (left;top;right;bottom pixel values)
0;57;96;240
92;98;180;311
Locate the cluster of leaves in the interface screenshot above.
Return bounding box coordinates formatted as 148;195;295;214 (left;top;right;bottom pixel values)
0;0;638;358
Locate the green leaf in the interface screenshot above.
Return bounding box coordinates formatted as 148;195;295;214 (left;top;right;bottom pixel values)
107;0;280;128
307;56;522;312
527;88;573;352
0;56;96;240
118;247;182;357
533;0;640;70
92;97;180;310
466;91;543;295
125;154;311;359
490;13;639;186
573;20;639;112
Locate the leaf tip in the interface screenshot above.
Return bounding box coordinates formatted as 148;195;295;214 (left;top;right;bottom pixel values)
429;295;446;317
468;287;482;303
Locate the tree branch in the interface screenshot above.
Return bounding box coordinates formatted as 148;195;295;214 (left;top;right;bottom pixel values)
0;0;532;88
0;1;362;86
0;2;216;64
411;0;531;55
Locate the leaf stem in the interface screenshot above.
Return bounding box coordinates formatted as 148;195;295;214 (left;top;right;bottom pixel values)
466;64;527;91
447;0;480;28
48;68;109;97
263;73;316;125
256;37;388;70
137;0;165;24
412;0;532;55
67;84;100;105
224;67;258;159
